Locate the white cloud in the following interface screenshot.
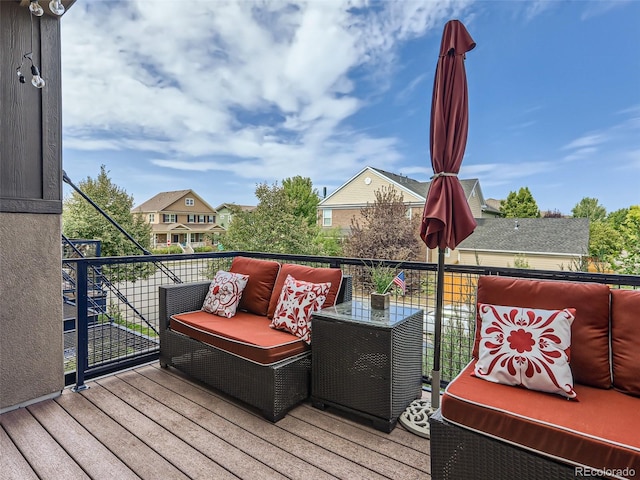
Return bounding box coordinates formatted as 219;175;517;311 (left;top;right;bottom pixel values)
61;0;470;185
523;0;556;21
461;161;555;186
562;147;597;162
581;0;631;20
562;133;608;150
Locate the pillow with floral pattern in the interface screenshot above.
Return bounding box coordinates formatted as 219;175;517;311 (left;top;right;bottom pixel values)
270;274;331;344
474;303;577;399
202;270;249;318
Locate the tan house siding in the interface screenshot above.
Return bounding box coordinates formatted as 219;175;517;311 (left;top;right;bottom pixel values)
458;250;581;271
323;170;424;206
164;194;210;214
465;182;483;218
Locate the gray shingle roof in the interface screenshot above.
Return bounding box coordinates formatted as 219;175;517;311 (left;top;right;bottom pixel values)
370;167;481;202
370;168;429;197
456;218;590;255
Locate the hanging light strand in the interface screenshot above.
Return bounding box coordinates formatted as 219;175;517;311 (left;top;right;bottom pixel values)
16;1;46;89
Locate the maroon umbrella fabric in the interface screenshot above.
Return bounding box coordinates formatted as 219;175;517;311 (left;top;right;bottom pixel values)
420;20;477;250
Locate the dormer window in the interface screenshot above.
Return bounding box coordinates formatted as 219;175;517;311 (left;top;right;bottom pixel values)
185;198;194;206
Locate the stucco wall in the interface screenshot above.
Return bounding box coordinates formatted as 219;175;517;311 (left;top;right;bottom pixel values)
0;213;63;410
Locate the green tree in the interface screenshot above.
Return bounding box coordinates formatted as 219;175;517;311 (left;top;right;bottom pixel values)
607;208;630;230
618;205;640;275
222;181;322;255
572;197;607;222
344;185;421;261
63;166;154;281
63;165;152;257
314;228;344;257
282;176;321;226
588;220;623;271
500;187;540;218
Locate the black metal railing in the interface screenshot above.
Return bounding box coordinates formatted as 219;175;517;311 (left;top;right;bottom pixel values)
64;251;640;390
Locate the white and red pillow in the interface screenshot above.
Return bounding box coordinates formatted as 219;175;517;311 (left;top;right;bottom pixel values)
474;303;577;399
270;274;331;344
202;270;249;318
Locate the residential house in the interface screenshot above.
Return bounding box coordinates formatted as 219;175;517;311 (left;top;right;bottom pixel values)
132;190;224;251
455;217;590;271
215;203;256;229
318;166;500;260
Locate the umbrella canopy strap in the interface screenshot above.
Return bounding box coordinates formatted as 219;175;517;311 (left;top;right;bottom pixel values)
430;172;458;179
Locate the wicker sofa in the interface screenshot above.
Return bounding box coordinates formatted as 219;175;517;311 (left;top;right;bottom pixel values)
430;275;640;480
159;256;351;422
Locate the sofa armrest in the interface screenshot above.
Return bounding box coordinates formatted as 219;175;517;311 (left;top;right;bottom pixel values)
337;275;352;304
159;281;210;331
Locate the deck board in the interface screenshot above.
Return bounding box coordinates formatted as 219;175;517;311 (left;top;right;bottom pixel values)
56;386;189;480
0;426;39;480
0;407;89;479
1;363;431;480
27;400;138;480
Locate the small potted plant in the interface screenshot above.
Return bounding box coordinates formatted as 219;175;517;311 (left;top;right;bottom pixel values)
369;263;397;310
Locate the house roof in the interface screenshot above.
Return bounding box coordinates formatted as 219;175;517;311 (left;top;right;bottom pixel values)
320;166;491;212
369;167;429;198
215;203;255;212
132;190;216;213
456;218;590;255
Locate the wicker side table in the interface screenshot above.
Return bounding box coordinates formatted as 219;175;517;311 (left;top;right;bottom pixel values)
311;301;423;432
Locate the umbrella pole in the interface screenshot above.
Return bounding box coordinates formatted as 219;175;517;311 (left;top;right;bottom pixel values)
431;247;445;411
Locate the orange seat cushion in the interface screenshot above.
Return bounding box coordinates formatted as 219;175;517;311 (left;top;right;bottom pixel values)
170;310;309;365
474;276;611;388
267;264;343;319
442;361;640;475
230;257;280;316
611;289;640;396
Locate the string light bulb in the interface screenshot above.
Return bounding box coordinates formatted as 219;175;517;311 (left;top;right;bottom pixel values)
29;0;44;17
49;0;65;15
30;65;45;88
17;68;26;84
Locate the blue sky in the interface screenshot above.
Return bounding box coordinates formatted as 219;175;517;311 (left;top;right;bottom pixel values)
60;1;639;215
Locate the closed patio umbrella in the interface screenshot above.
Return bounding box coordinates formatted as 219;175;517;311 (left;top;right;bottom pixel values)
421;20;477;412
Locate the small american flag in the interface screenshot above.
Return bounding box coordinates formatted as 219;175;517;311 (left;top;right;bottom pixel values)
392;271;406;295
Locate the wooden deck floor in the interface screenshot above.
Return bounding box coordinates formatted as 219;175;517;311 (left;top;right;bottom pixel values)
1;363;430;479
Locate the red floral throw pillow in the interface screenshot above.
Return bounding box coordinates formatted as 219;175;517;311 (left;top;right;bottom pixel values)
202;271;249;318
474;303;577;399
270;274;331;344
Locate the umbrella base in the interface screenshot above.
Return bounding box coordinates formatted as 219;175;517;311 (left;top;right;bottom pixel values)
399;398;435;438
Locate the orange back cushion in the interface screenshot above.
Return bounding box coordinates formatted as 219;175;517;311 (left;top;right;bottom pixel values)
230;257;280;316
267;264;343;319
611;289;640;396
474;276;611;389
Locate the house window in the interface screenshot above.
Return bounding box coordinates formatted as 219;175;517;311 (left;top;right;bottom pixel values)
198;215;205;223
445;247;451;257
185;198;194;206
405;208;412;220
149;213;155;222
207;215;215;223
163;214;177;223
187;215;194;223
323;209;332;227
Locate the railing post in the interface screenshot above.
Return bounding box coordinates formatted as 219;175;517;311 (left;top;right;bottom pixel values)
73;259;90;392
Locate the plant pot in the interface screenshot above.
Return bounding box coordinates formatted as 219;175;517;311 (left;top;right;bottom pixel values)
370;292;390;310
